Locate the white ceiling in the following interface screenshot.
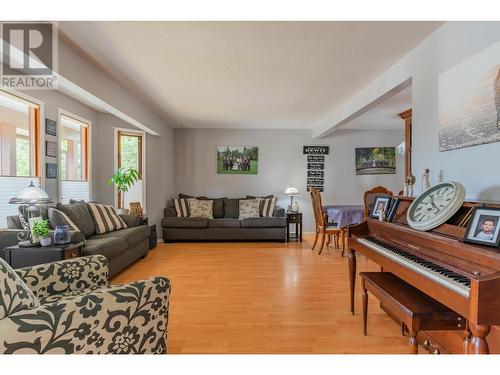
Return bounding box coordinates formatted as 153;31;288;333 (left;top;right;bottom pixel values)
341;85;411;131
59;21;441;130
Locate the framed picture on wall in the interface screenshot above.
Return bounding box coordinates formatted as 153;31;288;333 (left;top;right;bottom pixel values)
46;163;57;179
217;146;258;174
46;141;57;157
45;118;57;136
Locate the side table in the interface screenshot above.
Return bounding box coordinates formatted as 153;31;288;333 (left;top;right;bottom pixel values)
286;212;303;242
4;242;85;269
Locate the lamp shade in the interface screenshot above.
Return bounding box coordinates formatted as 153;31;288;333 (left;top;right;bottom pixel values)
284;185;299;195
9;181;53;205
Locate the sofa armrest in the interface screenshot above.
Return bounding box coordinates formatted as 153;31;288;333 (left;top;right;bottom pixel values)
15;255;109;299
273;206;285;217
164;207;176;218
119;214;141;227
0;276;171;354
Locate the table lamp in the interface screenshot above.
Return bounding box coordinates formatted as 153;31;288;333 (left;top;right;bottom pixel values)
284;185;300;212
9;181;53;247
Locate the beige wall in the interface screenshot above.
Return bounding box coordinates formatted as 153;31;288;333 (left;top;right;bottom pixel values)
174;128;404;232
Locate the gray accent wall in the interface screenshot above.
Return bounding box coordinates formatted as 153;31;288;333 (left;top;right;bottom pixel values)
174;128;404;232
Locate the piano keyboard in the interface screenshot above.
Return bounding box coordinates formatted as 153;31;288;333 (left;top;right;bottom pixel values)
357;237;471;298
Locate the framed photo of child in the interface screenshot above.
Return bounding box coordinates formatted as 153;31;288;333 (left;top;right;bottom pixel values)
370;196;391;219
464;207;500;248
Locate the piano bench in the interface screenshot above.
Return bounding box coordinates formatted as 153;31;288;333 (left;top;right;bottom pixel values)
360;272;466;354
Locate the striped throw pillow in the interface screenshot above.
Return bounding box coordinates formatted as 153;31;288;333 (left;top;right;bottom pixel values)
173;198;190;217
260;197;277;217
87;203;128;234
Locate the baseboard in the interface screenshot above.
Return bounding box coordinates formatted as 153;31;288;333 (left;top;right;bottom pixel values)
157;238;164;243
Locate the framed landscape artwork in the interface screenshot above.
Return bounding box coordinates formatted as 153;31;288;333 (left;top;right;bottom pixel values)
439;41;500;151
355;147;396;175
217;146;258;174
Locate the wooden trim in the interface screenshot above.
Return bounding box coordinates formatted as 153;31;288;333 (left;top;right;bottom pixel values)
398;108;412;179
34;107;41;177
84;126;89;181
117;130;122;209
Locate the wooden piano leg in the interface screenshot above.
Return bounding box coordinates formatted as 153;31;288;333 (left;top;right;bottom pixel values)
409;332;418;354
468;322;490;354
349;249;357;314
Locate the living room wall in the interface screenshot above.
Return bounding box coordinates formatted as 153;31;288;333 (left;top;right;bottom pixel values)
174;128;404;232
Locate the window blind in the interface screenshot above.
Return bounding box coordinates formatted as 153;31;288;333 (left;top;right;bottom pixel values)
60;180;91;203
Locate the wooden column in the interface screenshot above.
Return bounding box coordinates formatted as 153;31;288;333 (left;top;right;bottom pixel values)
398;109;412;179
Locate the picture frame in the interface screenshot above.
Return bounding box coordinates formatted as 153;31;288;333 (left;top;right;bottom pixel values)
464;207;500;248
45;118;57;136
46;162;57;179
370;196;391;219
355;147;396;175
386;198;400;222
217;146;258;174
307;177;324;185
45;141;57;157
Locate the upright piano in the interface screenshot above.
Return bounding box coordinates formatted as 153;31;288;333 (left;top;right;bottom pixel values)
348;197;500;354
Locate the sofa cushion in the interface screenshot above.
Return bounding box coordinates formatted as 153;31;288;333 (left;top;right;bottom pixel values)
189;199;213;219
223;198;240;219
179;194;225;218
161;217;208;228
83;237;128;259
91;226;151;248
208;219;241;228
239;199;261;219
48;208;87;244
240;217;287;228
56;201;96;238
87;203;127;234
0;258;40;319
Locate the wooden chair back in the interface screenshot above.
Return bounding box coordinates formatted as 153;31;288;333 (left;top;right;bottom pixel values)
363;186;393;219
310;187;327;228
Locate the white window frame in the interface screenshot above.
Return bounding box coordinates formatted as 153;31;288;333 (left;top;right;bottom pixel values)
58;109;92;201
113;127;147;214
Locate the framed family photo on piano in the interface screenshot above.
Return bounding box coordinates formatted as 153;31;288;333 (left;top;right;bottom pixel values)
370;196;391;219
464;207;500;248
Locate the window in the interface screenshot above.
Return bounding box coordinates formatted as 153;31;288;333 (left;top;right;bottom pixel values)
60;113;91;203
116;129;145;211
0;90;41;228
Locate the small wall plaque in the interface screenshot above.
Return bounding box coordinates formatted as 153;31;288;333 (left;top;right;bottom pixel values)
303;145;329;155
46;163;57;179
307;170;324;178
307;185;324;192
45;118;57;136
46;141;57;157
307;155;324;162
307;163;324;170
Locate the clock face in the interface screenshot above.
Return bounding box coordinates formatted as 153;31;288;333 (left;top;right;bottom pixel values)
407;181;466;231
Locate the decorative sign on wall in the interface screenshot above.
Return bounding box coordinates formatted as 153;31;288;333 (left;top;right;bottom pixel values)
307;177;324;185
307;163;324;170
307;155;324;162
46;163;57;179
307;185;324;192
307;170;324;178
45;141;57;157
45;118;57;136
303;145;329;155
304;145;329;193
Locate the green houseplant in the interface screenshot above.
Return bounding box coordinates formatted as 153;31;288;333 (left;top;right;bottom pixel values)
107;167;140;213
32;219;51;246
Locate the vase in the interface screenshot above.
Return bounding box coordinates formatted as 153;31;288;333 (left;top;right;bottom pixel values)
292;201;300;213
54;225;70;245
40;237;51;247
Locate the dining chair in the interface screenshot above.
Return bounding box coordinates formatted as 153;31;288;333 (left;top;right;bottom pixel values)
363;186;393;219
310;187;342;255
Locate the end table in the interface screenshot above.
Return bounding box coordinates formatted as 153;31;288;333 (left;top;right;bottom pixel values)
4;242;85;269
286;212;303;242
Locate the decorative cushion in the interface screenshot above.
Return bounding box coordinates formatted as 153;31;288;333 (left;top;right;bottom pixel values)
173;198;190;217
87;203;127;234
56;201;96;238
239;199;261;220
223;198;240;219
189;199;214;219
48;208;86;244
0;258;39;320
260;197;277;217
179;194;225;218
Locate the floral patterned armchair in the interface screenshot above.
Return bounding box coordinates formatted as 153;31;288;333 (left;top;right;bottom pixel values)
0;255;171;354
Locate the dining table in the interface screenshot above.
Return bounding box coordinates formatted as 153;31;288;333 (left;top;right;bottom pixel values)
322;204;365;254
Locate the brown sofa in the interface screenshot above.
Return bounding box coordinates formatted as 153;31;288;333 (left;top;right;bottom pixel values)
162;196;286;242
0;201;150;278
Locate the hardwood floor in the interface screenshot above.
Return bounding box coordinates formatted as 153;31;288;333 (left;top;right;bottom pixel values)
112;234;409;353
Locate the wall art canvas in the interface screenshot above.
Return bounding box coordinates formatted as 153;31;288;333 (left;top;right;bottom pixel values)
355;147;395;175
217;146;258;174
439;41;500;151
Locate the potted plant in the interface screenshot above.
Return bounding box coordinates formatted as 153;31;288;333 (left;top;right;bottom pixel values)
32;219;51;247
107;167;140;214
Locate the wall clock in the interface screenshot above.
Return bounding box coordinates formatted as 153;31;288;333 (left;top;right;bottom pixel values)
407;181;466;231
